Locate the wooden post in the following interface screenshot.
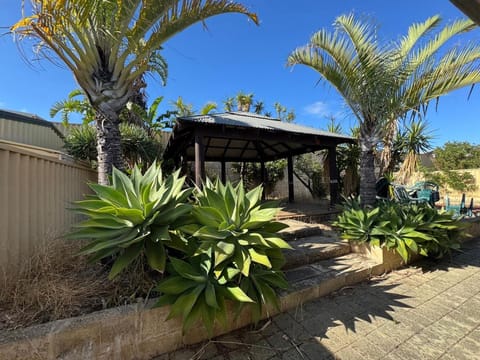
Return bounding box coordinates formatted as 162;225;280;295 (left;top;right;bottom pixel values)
195;131;205;187
287;155;294;203
221;160;226;183
328;146;339;206
260;160;266;200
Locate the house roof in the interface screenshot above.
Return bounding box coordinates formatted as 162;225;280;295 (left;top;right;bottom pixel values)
163;111;355;162
0;109;64;139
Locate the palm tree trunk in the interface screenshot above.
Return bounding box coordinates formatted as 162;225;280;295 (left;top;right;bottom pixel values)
95;112;123;185
359;149;377;206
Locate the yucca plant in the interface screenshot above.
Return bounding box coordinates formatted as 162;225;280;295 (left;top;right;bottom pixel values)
68;162;192;279
156;179;291;333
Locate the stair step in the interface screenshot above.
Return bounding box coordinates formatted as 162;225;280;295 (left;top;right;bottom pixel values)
278;253;381;308
283;235;351;269
279;219;325;240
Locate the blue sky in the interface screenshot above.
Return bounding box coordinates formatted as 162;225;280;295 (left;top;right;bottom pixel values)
0;0;479;148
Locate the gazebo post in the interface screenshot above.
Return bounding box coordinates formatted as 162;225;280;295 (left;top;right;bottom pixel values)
221;160;226;183
328;146;339;206
287;155;294;203
195;130;205;187
260;160;266;200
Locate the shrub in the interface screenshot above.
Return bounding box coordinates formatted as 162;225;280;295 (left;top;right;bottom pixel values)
68;165;291;334
156;179;291;333
64;123;163;169
333;198;465;261
68;163;192;279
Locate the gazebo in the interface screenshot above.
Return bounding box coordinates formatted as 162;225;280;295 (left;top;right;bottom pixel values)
163;111;355;204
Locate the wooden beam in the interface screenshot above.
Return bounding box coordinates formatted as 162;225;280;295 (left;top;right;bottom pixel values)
195;131;205;187
221;160;226;183
328;146;339;206
287;155;294;203
260;160;266;200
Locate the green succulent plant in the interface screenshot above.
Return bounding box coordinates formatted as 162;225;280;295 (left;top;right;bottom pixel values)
334;199;465;261
183;180;292;277
68;162;192;279
156;179;291;333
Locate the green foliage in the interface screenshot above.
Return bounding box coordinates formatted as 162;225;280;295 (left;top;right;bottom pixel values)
64;123;163;169
68;163;192;279
421;168;477;193
156;180;290;333
434;142;480;170
294;153;326;198
334;199;465;261
231;160;286;195
68;165;290;334
64;125;97;163
120;123;163;169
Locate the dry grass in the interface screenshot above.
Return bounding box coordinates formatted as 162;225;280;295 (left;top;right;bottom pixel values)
0;240;158;331
0;240;110;330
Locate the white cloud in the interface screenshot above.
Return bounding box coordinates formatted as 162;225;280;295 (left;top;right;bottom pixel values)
0;101;5;108
303;101;330;117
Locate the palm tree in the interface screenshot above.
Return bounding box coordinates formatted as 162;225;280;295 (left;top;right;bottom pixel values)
288;13;480;206
223;96;236;112
396;119;433;184
12;0;258;184
50;89;96;126
236;92;254;112
253;100;265;114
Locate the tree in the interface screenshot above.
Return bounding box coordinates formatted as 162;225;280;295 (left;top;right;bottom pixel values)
236;91;254;112
396;119;433;183
12;0;258;184
434;142;480;170
288;13;480;206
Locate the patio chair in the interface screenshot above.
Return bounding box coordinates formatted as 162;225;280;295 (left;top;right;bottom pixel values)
409;181;440;206
393;185;429;205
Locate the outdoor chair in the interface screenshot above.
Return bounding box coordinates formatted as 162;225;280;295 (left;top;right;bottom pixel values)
393;185;429;205
409;181;440;206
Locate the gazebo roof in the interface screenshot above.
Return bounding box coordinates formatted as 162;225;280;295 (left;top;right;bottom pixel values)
164;111;355;162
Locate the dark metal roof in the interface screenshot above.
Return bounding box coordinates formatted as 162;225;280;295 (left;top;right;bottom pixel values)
450;0;480;25
177;112;354;140
164;111;356;163
0;109;64;139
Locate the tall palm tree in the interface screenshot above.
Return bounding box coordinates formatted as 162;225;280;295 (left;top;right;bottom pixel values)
12;0;258;184
236;92;254;112
288;13;480;206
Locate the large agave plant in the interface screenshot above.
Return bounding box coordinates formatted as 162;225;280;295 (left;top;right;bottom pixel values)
185;179;292;278
156;179;291;333
68;163;192;279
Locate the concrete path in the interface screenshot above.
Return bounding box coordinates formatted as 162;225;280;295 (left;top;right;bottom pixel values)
158;240;480;360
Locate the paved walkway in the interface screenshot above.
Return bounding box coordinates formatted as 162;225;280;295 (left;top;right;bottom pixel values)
159;240;480;360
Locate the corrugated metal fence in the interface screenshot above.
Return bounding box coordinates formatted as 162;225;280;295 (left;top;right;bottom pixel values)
0;140;96;274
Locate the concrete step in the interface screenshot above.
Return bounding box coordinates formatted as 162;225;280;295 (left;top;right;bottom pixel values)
279;253;381;309
279;219;325;241
283;235;351;270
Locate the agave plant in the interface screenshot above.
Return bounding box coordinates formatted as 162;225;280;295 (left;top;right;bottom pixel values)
156;179;291;332
185;180;291;277
334;199;465;261
68;162;192;279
